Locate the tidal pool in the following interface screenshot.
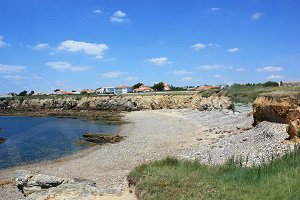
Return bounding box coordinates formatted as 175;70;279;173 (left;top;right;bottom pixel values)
0;116;119;169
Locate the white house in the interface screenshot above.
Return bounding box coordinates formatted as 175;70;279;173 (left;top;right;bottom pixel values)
114;85;133;94
96;87;115;94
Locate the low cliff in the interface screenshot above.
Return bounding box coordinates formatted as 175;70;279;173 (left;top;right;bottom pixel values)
0;93;232;112
253;93;300;138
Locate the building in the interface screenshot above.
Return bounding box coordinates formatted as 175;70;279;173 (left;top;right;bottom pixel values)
96;87;115;94
133;85;154;93
163;83;171;91
280;81;300;87
54;89;66;95
193;85;220;91
0;94;12;98
183;86;196;90
114;85;133;94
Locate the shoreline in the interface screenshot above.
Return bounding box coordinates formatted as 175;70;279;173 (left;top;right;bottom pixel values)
0;109;292;199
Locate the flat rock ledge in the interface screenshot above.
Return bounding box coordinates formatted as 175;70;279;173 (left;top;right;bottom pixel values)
15;170;103;199
82;133;125;144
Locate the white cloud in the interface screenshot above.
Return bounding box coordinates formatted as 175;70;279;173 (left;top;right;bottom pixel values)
0;64;26;74
57;40;108;59
32;74;42;79
3;75;26;80
257;66;284;72
266;75;284;80
210;7;220;11
94;9;102;14
46;61;89;72
214;74;222;78
173;70;193;75
236;68;245;72
110;10;128;23
124;76;138;81
227;48;239;53
0;36;9;47
196;65;226;70
251;12;263;21
145;57;171;65
207;43;220;47
102;71;124;78
181;77;193;81
191;43;206;50
32;43;49;50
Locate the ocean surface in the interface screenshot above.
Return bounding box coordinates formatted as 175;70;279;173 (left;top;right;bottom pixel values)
0;116;119;169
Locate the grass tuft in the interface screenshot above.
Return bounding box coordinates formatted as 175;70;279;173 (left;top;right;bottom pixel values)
128;146;300;200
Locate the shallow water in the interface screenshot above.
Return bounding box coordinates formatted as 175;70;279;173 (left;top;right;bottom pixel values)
0;116;119;169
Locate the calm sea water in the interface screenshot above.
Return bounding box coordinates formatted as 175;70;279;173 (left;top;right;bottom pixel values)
0;116;119;169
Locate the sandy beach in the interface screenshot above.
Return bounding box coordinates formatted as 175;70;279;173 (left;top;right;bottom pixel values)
0;109;291;199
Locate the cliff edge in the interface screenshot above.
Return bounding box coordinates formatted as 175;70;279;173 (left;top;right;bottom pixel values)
253;92;300;139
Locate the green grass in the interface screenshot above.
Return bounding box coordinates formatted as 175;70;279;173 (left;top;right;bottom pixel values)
128;147;300;200
227;85;300;103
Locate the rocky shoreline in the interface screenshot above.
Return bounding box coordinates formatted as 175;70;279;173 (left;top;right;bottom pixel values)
0;109;125;124
0;106;295;200
0;93;232;112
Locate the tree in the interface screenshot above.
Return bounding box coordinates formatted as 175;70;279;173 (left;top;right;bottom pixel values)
132;83;143;89
29;91;34;95
54;89;60;92
19;90;28;96
153;82;165;91
170;85;187;91
263;81;279;87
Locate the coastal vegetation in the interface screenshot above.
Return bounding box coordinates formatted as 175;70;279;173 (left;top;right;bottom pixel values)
227;83;300;103
128;147;300;200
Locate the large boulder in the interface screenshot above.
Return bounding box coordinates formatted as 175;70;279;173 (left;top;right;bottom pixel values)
16;170;63;196
15;170;102;199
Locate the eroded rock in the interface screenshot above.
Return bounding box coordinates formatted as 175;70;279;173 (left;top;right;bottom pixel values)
253;94;300;139
15;170;102;199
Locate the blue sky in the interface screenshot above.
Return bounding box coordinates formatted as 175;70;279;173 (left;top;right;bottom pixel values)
0;0;299;93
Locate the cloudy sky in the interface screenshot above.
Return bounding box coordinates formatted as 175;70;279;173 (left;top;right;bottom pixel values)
0;0;299;93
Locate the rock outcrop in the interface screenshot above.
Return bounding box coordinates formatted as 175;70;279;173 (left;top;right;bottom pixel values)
253;93;300;139
15;170;103;199
82;133;125;144
0;93;232;112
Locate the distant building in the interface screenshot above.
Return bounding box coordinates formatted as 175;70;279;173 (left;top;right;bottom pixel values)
133;85;154;93
114;85;133;94
280;81;300;87
0;94;12;98
163;83;171;91
54;89;66;95
193;85;220;91
96;87;115;94
217;84;229;90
